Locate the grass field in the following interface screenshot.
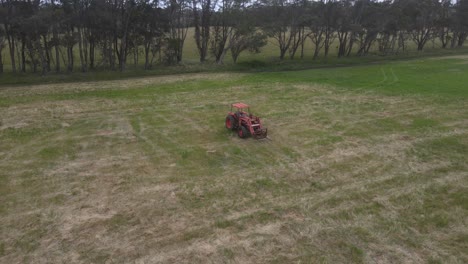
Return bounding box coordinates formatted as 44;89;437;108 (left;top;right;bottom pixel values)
0;55;467;263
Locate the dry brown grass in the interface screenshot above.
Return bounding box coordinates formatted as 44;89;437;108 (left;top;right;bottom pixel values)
431;54;468;60
0;72;467;263
430;54;468;64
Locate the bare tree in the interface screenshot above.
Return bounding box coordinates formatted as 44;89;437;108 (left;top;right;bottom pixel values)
307;1;328;59
1;0;18;73
260;0;296;60
230;29;267;63
0;30;5;74
192;0;215;62
278;0;308;60
401;0;440;51
322;0;338;57
168;0;189;63
452;0;468;47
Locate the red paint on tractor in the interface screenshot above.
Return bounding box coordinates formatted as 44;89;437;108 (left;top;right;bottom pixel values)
225;102;268;139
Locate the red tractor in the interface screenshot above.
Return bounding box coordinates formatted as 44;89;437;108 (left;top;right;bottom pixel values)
225;103;268;139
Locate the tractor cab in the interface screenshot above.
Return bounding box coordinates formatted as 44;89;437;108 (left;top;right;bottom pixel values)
225;102;267;139
231;103;250;118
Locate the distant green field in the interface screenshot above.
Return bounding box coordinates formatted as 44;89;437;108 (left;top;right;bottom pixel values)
0;55;467;263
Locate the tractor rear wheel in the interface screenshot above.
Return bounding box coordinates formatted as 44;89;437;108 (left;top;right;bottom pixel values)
225;115;236;130
238;126;250;138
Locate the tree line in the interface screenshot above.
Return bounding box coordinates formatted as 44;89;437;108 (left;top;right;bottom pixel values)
0;0;467;75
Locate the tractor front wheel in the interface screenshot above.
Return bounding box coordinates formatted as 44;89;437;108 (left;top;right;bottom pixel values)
225;115;236;130
238;126;250;139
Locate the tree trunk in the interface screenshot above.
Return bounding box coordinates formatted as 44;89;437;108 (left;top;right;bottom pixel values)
276;30;293;60
357;34;368;56
289;28;304;60
27;44;37;73
58;45;67;68
389;34;397;53
144;41;150;70
313;46;320;60
324;44;329;57
217;42;232;65
67;44;74;72
54;44;60;72
346;33;355;57
193;0;211;63
109;37;115;70
458;32;467;47
451;32;458;48
337;32;348;58
101;37;108;67
399;32;406;51
21;38;26;73
279;47;287;60
177;40;183;63
177;14;187;63
440;30;449;48
77;27;87;72
53;27;60;72
83;29;89;70
15;40;22;72
89;40;95;70
177;27;187;63
42;34;51;72
200;7;210;63
413;29;430;51
324;29;333;58
120;11;131;72
36;40;48;76
300;32;305;59
6;31;17;73
417;41;424;51
114;37;122;69
0;49;3;74
365;39;374;54
310;29;324;60
134;44;138;67
115;38;120;68
231;48;240;63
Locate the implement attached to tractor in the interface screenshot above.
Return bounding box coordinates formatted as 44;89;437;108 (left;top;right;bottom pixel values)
225;102;268;139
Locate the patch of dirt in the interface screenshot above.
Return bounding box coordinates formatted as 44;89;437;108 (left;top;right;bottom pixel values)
431;55;468;60
0;98;128;131
430;55;468;64
136;183;177;195
0;120;29;130
253;222;282;235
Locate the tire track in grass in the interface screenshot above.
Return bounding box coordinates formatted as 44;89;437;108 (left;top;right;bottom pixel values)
134;112;210;172
349;67;388;93
351;66;399;93
268;126;467;213
133;116;172;159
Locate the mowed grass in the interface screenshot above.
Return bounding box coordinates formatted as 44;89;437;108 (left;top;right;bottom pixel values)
0;56;467;263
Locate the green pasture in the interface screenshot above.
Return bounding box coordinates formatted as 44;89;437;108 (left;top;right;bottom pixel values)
0;55;467;263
